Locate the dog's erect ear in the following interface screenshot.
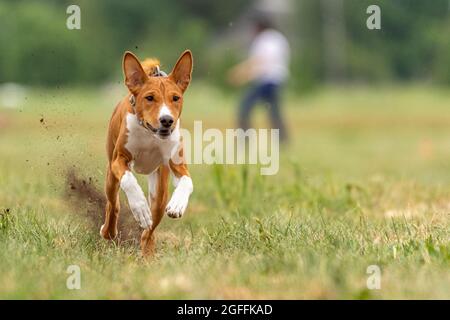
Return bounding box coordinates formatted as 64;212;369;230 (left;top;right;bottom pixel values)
169;50;193;92
123;51;147;94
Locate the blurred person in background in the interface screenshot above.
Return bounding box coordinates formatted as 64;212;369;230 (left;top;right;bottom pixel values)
228;14;290;142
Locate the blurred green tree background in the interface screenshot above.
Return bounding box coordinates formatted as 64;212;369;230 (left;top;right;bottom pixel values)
0;0;448;88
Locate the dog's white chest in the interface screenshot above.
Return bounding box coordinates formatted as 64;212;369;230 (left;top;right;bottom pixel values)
124;113;180;175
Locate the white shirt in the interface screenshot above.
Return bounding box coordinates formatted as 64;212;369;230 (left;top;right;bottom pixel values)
249;29;290;84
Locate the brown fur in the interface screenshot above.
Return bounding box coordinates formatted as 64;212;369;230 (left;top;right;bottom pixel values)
100;51;193;257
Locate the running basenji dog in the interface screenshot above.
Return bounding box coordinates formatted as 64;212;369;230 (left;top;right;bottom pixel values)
100;50;193;256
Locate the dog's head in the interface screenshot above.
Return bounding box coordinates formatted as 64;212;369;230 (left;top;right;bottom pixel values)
123;50;193;139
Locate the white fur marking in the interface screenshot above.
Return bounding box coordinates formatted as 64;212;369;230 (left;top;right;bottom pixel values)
171;171;180;188
165;175;193;219
100;224;106;236
120;171;152;228
159;104;173;118
148;169;159;201
124;113;180;173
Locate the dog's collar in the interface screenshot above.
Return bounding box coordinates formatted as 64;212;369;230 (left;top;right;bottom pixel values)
129;94;137;108
128;96;149;131
151;65;167;77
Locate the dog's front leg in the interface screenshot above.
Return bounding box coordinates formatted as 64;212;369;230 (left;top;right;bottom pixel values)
165;158;193;219
111;156;152;229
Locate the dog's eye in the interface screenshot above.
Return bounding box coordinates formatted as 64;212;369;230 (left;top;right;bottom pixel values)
145;95;154;102
173;95;180;102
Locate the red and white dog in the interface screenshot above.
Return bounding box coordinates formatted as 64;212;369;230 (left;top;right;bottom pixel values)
100;50;193;256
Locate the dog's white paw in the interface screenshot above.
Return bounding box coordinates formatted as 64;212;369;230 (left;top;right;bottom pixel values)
166;176;193;219
120;171;153;229
100;224;105;236
129;199;153;229
100;223;118;239
165;192;189;219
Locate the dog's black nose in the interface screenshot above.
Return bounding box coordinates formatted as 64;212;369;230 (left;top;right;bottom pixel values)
159;115;174;128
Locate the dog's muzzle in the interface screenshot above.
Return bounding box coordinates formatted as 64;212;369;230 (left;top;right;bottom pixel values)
142;121;173;139
157;128;173;139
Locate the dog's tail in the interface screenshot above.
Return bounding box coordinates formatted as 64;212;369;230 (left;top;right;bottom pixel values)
141;58;161;76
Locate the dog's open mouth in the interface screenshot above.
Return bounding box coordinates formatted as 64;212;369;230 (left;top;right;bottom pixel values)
157;128;173;139
143;121;173;139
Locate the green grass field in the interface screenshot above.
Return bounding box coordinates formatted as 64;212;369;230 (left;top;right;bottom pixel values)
0;84;449;299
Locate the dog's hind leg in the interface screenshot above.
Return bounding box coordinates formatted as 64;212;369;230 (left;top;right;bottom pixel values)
140;165;170;257
100;165;120;240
